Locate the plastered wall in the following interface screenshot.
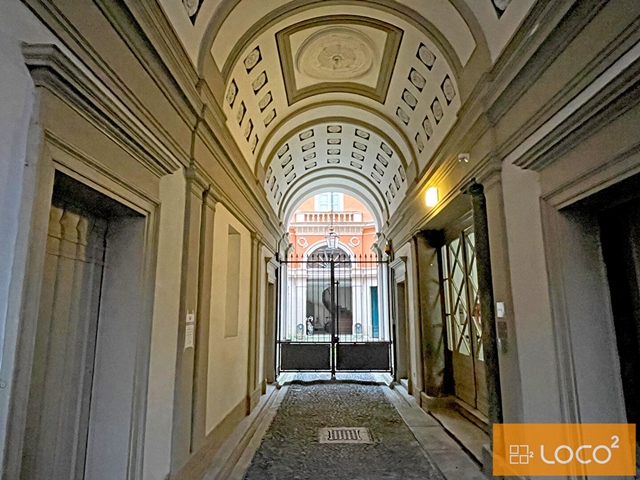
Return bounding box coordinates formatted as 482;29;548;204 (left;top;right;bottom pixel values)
206;204;252;434
143;170;185;480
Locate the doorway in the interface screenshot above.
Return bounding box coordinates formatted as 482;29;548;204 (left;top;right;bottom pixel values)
20;173;147;479
440;227;488;416
599;198;640;458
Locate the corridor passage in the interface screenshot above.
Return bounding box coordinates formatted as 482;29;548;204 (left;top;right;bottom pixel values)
239;375;485;480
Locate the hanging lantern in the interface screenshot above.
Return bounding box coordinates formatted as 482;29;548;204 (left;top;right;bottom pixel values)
325;226;339;250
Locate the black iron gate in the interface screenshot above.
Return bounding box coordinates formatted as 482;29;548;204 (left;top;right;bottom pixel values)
277;251;392;374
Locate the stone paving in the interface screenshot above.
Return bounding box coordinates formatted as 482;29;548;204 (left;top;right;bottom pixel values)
242;376;445;480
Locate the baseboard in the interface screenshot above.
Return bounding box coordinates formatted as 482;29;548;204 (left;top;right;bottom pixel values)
173;397;247;480
248;386;261;413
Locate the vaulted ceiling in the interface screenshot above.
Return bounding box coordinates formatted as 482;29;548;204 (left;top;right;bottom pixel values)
159;0;536;225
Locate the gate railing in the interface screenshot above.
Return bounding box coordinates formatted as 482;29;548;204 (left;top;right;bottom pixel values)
277;252;392;374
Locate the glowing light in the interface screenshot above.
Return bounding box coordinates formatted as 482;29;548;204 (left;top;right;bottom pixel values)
425;187;439;207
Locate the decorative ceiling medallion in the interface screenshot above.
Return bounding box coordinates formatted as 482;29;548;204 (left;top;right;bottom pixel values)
252;71;268;94
277;16;403;104
353;141;367;152
244;119;253;140
236;102;246;125
265;167;272;182
226;79;238;107
305;162;317;170
351;152;364;161
281;154;292;167
302;142;315;152
295;27;376;80
258;91;272;112
303;152;317;161
380;142;393;157
398;165;406;181
327;148;341;155
386;191;392;204
327;125;342;133
415;132;425;153
350;161;363;170
441;75;456;104
251;135;259;153
393;174;401;189
373;164;385;176
396;107;410;125
408;68;426;92
389;182;396;196
299;129;314;140
376;154;388;168
263;109;277;127
327;138;341;145
371;172;382;184
431;98;444;124
277;143;290;158
355;129;370;140
422;116;433;139
286;173;296;184
402;89;418;110
327;158;340;164
244;46;262;73
417;43;436;70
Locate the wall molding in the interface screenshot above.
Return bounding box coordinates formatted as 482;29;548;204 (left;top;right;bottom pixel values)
22;43;182;178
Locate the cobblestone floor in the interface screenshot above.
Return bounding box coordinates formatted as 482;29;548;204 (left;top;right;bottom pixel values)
242;380;445;480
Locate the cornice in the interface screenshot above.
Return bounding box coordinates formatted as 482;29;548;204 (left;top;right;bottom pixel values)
494;14;640;167
22;43;182;177
515;62;640;172
98;0;202;123
23;0;194;169
484;0;581;122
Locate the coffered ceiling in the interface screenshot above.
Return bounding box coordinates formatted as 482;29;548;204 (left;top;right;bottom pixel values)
158;0;536;225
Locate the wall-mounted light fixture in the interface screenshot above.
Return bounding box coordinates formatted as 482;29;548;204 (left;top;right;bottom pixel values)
425;187;439;207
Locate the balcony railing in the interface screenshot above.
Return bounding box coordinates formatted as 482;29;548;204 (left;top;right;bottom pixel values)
294;211;363;224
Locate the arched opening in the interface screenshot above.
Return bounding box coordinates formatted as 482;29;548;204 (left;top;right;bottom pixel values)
278;191;390;374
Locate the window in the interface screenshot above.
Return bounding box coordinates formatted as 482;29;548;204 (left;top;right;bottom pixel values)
315;192;343;211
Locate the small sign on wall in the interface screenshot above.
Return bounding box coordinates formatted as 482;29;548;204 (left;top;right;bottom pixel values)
185;311;195;349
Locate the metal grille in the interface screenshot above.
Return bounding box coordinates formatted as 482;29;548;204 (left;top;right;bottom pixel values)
278;252;391;373
318;427;373;444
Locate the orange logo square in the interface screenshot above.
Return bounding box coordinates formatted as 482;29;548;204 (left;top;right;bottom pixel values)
493;424;636;476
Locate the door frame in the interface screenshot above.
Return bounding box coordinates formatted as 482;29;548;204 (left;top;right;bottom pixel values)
4;131;161;479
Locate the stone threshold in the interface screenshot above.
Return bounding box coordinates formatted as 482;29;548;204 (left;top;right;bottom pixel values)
383;384;490;480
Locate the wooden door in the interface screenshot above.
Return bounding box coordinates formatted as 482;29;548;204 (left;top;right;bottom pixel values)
442;228;488;415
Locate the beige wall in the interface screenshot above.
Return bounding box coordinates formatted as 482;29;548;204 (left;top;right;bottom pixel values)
206;204;252;434
143;170;185;480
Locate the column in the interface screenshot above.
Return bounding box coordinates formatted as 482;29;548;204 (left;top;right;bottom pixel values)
467;182;503;433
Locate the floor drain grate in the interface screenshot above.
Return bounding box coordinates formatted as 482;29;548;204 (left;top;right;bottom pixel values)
319;427;372;444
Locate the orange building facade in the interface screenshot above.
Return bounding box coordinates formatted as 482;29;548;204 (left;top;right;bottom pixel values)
288;193;377;259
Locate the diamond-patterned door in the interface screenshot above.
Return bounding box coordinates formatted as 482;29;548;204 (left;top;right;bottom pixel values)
442;228;488;415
